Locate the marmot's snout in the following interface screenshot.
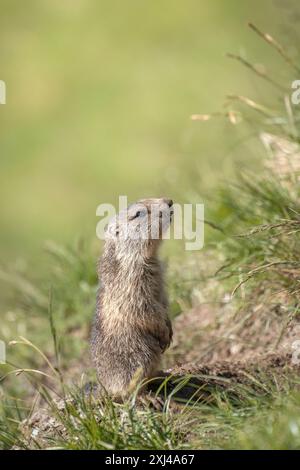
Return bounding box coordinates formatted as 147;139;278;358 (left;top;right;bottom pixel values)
136;197;173;240
163;198;173;208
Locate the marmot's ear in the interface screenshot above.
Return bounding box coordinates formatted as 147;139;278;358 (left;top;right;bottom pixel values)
105;222;119;238
114;222;120;237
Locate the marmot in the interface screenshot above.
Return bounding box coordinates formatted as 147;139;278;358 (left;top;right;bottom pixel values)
90;198;173;397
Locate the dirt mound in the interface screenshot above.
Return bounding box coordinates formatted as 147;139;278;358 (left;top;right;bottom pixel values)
145;352;299;405
168;296;300;366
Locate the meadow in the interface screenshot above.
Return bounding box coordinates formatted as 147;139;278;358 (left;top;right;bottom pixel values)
1;0;300;450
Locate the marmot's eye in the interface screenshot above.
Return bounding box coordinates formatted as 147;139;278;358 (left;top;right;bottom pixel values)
130;210;141;220
129;208;148;220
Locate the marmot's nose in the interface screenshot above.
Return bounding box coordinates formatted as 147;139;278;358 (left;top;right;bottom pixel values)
164;199;173;208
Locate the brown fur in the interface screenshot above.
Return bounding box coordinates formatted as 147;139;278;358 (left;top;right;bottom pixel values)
90;198;173;397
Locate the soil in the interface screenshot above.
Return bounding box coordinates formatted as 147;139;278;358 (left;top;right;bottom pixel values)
168;294;300;365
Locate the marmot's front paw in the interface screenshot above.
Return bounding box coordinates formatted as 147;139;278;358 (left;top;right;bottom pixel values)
158;322;173;352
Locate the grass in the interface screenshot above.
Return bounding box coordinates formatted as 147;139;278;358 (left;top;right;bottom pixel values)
0;237;300;449
2;360;300;449
1;8;300;450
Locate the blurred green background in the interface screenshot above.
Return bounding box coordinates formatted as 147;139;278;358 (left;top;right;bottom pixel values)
0;0;293;264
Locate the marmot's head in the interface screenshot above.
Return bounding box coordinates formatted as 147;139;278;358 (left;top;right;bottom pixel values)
105;198;173;259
